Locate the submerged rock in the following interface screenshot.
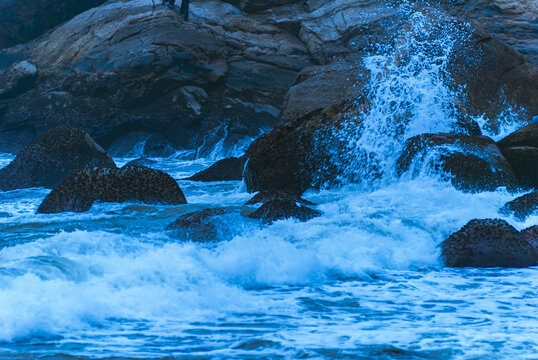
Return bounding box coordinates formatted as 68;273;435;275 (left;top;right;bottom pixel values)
501;191;538;220
245;191;315;206
396;133;518;192
37;166;186;213
166;207;240;242
248;199;321;223
441;219;536;268
497;123;538;189
186;157;246;182
0;126;116;191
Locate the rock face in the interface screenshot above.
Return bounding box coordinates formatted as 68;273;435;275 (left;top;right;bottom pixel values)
0;61;38;100
396;133;518;192
521;226;538;252
166;207;240;242
497;123;538;189
0;126;116;191
245;191;315;206
442;219;537;268
0;0;106;50
248;199;321;223
501;191;538;220
186;157;246;182
37;166;186;213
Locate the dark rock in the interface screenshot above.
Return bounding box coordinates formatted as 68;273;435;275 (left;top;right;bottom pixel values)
396;133;518;192
221;0;303;13
498;124;538;188
0;126;116;191
441;219;537;268
0;61;38;100
0;0;106;49
186;157;246;182
37;166;186;213
501;191;538;220
248;199;321;223
166;207;240;242
521;226;538;252
245;191;315;206
124;157;159;168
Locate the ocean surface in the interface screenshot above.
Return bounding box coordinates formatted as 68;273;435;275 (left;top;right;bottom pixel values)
1;6;537;360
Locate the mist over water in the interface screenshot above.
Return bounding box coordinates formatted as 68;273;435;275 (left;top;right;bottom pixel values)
0;5;536;360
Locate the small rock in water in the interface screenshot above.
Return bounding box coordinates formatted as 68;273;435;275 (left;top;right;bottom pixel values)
501;191;538;220
37;166;186;214
248;199;321;224
0;126;116;191
245;191;316;206
124;157;159;168
186;157;246;182
166;208;240;242
441;219;537;268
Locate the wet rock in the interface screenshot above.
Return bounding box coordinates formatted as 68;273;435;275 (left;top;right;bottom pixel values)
441;219;537;268
497;123;538;188
501;191;538;220
186;157;246;182
166;207;240;242
37;166;186;214
0;126;116;191
521;226;538;252
0;61;38;100
396;133;518;192
0;0;106;49
248;199;321;223
245;191;315;206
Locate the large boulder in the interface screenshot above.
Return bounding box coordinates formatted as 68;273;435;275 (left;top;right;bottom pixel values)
501;191;538;220
0;61;38;100
37;166;186;213
186;156;246;182
497;123;538;188
0;0;311;155
396;133;518;192
441;219;537;268
0;126;116;191
166;207;241;242
248;199;321;223
0;0;106;50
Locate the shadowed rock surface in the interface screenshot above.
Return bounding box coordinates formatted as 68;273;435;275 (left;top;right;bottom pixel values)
501;191;538;220
442;219;537;268
186;157;246;182
497;123;538;188
0;61;38;100
521;226;538;253
0;126;116;191
248;199;321;223
37;166;186;213
245;191;315;206
396;133;518;192
166;207;241;242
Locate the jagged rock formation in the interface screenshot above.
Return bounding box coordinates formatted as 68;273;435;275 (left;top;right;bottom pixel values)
37;166;186;213
0;126;116;191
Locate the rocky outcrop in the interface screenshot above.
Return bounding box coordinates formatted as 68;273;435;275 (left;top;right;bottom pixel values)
245;191;315;206
0;0;312;155
441;219;537;268
0;126;116;191
0;61;38;100
37;166;186;213
396;133;518;192
248;199;321;223
166;207;241;242
521;226;538;252
186;156;246;182
0;0;106;50
497;123;538;189
501;191;538;220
